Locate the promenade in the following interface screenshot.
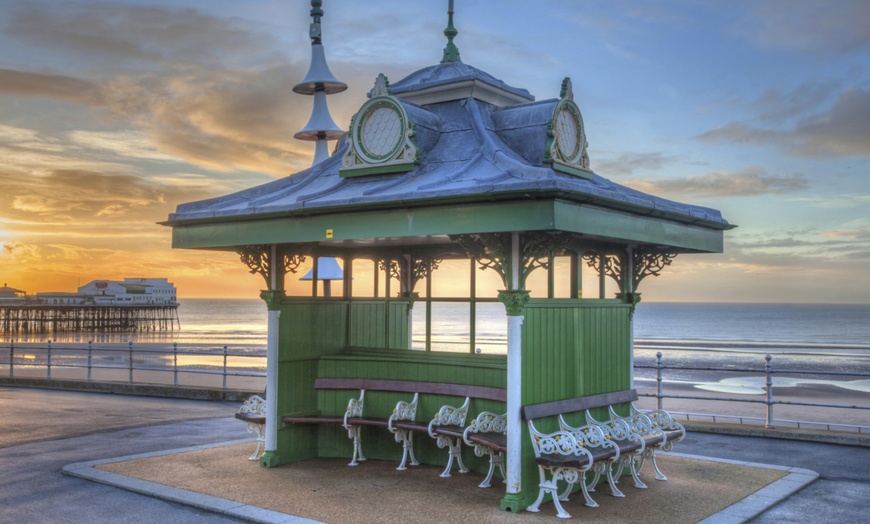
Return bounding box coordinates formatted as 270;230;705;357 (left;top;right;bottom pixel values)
1;386;868;523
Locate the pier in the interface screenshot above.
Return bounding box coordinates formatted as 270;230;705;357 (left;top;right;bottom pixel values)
0;304;180;335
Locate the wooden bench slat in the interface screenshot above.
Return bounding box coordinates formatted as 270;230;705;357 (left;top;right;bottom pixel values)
345;417;390;427
465;432;506;453
313;377;506;402
281;415;345;425
535;453;592;469
521;389;639;421
235;412;266;424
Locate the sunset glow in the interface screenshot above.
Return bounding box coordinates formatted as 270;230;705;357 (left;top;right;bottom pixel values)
1;1;868;302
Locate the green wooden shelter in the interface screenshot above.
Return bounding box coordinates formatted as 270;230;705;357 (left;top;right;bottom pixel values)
163;7;732;512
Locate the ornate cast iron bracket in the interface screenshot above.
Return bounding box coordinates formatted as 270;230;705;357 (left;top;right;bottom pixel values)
582;250;624;292
236;243;316;291
631;248;677;291
582;247;677;297
449;232;575;290
238;244;272;288
379;255;443;297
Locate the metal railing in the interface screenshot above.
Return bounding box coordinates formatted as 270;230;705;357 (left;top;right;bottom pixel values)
636;352;870;434
3;342;868;434
1;340;266;390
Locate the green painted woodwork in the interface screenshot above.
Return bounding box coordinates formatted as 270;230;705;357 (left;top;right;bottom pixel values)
552;200;725;253
170;198;727;254
270;298;411;466
315;349;507;469
514;299;632;507
347;301;410;348
270;295;633;510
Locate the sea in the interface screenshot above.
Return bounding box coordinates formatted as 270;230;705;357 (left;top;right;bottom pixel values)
5;300;870;396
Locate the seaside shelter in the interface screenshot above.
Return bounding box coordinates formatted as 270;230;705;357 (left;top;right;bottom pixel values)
163;4;733;512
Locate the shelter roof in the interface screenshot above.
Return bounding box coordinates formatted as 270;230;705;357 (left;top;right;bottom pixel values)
166;60;732;254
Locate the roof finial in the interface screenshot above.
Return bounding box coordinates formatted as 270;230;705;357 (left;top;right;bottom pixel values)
441;0;461;63
309;0;323;44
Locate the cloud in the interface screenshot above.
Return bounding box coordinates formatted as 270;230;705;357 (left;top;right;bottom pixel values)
751;81;840;122
0;64;317;177
0;69;104;105
1;169;163;219
788;194;870;209
789;88;870;156
594;151;673;176
623;168;807;198
0;167;220;232
4;2;282;67
737;0;870;55
68;130;179;162
118;65;316;176
697;88;870;158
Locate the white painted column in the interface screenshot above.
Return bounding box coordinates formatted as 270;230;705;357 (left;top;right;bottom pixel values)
265;307;281;454
262;243;282;465
505;314;523;493
627;247;635;385
505;232;523;496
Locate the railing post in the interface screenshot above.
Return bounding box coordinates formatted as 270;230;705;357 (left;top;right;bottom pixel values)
9;340;14;378
47;340;52;379
128;341;134;384
87;340;93;382
173;342;178;387
223;345;228;390
765;354;775;429
656;351;664;411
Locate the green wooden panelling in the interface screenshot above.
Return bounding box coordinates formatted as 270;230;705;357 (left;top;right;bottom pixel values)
518;299;632;507
272;296;635;506
272;300;348;466
313;350;507;470
347;301;410;348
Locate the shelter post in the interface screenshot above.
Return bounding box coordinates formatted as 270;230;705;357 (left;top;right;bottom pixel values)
260;288;284;467
237;243;310;467
499;231;529;511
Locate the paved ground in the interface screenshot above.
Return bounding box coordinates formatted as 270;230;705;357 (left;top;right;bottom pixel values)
676;432;870;523
0;387;250;524
2;386;868;523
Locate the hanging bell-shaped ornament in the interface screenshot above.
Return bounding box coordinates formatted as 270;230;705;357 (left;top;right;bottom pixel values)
294;44;347;95
294;90;345;141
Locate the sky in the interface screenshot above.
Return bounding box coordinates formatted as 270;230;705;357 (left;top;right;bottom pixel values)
0;0;868;303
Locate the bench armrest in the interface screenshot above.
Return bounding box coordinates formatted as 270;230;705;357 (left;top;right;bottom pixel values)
527;420;594;463
586;409;645;451
631;404;686;442
558;415;620;460
343;389;366;428
608;405;659;437
462;411;507;446
238;395;266;416
388;392;419;433
427;397;470;438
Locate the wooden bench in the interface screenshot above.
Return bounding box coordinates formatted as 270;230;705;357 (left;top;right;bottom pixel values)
583;390;686;482
522;407;620;517
521;389;685;517
281;378;506;477
235;395;267;461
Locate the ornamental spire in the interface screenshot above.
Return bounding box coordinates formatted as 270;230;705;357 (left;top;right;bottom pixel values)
441;0;461;63
293;0;346;165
